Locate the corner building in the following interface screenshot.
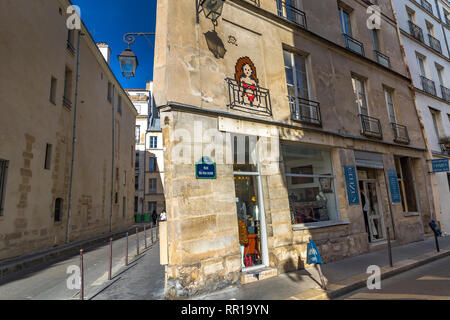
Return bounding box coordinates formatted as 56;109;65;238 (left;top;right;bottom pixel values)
153;0;438;298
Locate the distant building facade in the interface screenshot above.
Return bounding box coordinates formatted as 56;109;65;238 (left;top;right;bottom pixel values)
127;82;165;220
393;0;450;234
0;0;137;261
153;0;440;298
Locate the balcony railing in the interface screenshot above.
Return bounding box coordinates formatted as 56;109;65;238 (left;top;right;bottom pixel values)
276;0;307;29
408;20;424;43
428;34;442;53
374;50;391;68
446;16;450;28
360;114;383;139
420;0;433;14
289;96;322;127
343;34;365;56
420;75;437;96
63;96;72;109
226;78;272;116
391;123;410;144
441;85;450;102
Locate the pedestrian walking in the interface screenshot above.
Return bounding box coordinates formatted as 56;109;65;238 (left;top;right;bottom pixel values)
160;210;167;222
152;210;157;226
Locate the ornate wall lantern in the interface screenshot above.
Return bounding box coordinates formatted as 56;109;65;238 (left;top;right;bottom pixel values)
196;0;226;26
118;48;139;79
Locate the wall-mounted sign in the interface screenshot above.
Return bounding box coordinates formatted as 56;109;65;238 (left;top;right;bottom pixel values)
344;166;360;206
431;159;450;173
387;170;402;204
196;157;216;179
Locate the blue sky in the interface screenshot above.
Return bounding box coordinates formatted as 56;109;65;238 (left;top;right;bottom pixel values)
72;0;157;90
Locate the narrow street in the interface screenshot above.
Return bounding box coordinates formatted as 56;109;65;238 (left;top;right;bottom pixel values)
0;227;164;300
338;255;450;300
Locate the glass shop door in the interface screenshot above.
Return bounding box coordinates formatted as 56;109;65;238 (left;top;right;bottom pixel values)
359;179;386;243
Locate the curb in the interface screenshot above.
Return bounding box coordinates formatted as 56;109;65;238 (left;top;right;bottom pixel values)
0;224;157;281
288;249;450;300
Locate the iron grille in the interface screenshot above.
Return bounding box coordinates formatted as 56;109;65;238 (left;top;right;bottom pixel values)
421;0;433;14
421;75;437;96
408;20;424;43
441;85;450;102
63;96;72;109
226;78;272;116
428;34;442;53
360;114;382;139
374;50;390;68
289;96;322;127
276;0;307;29
343;34;365;56
391;123;410;144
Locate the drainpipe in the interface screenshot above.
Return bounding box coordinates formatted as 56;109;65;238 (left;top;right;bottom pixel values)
389;0;441;225
66;30;83;244
110;85;115;233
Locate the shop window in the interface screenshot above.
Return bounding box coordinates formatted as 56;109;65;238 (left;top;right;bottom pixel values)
232;134;258;172
282;143;338;225
395;157;418;213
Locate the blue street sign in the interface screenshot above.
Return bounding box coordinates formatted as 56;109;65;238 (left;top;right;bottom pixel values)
307;239;323;265
196;157;216;179
388;170;402;203
344;166;360;206
432;159;449;173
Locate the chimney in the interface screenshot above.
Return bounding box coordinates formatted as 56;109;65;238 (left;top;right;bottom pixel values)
97;42;111;66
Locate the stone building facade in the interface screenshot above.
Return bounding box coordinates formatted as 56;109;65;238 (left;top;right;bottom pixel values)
153;0;438;298
392;0;450;235
0;0;137;261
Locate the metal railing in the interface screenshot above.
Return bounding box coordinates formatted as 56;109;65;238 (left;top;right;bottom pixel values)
391;123;410;144
289;96;322;127
408;20;424;43
63;96;72;109
420;0;433;14
428;34;442;53
446;16;450;28
276;0;307;29
374;50;391;68
420;75;437;96
441;85;450;102
343;33;365;56
360;114;382;139
226;78;272;116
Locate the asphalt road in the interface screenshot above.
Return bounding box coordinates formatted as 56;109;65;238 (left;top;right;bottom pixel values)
0;226;160;300
338;255;450;300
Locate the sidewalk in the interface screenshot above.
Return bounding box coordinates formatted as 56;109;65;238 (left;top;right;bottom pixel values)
196;236;450;300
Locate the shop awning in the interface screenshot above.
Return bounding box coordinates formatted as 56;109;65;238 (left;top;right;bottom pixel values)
354;151;384;169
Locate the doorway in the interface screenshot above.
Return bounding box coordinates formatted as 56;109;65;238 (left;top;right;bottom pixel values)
358;170;386;243
234;173;269;271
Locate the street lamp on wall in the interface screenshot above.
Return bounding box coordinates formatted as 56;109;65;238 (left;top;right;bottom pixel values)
196;0;226;26
118;32;155;79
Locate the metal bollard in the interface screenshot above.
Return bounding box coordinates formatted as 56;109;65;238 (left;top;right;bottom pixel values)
151;222;154;244
434;233;440;253
387;227;393;267
136;227;139;255
109;237;113;280
125;232;129;266
80;249;84;300
144;225;147;249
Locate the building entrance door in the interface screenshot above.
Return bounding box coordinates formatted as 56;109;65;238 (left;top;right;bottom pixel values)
234;173;269;271
359;179;386;243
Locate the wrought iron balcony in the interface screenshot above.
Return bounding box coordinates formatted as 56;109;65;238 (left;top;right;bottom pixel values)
226;78;272;116
408;20;424;43
374;50;391;68
276;0;307;29
63;96;72;109
420;75;436;96
441;85;450;102
420;0;433;14
428;34;442;53
360;114;382;139
391;123;410;144
289;96;322;127
343;34;365;56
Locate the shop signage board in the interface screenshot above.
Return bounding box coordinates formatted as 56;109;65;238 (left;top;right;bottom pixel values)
307;239;323;265
431;159;450;173
196;157;217;179
387;170;402;204
344;166;360;206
